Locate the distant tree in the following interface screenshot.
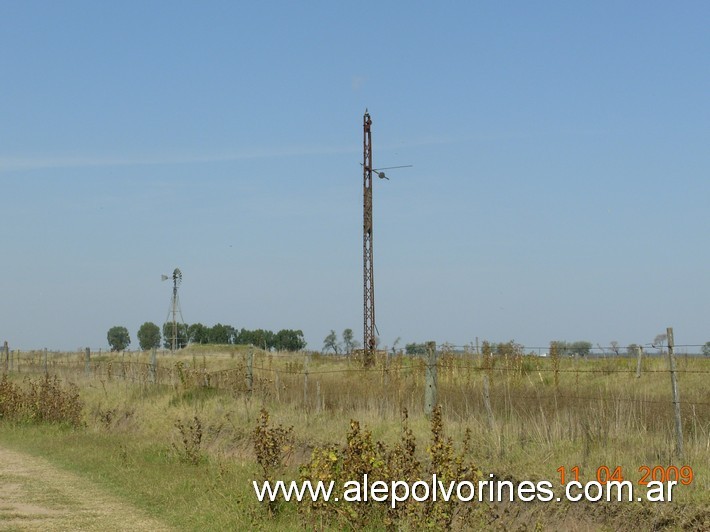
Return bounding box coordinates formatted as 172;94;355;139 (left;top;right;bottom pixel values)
254;329;275;350
703;342;710;357
107;326;131;352
137;322;161;351
188;323;209;344
208;323;234;344
322;330;340;354
495;340;523;358
236;328;257;346
405;342;426;355
551;341;569;357
342;328;355;355
274;329;306;351
653;334;667;353
626;343;639;357
610;341;620;356
237;328;275;350
162;322;189;350
569;341;592;358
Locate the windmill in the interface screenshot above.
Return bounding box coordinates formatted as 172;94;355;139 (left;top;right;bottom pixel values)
162;268;185;352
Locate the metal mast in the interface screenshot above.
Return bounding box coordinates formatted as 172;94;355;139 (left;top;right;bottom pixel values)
363;110;375;367
163;268;183;352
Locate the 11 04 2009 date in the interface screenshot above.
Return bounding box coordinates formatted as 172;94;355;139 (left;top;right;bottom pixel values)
557;465;694;486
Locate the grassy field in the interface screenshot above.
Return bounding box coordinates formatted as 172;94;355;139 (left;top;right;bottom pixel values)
1;346;708;530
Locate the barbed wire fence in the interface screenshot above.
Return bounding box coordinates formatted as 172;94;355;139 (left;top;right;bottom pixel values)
2;332;709;458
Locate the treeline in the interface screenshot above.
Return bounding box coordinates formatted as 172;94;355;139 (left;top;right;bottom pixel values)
404;340;593;357
161;323;306;352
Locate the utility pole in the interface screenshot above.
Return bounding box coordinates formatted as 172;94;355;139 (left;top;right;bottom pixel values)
361;110;411;367
363;110;376;367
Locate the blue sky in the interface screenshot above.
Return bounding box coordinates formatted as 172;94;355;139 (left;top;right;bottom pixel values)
1;2;708;352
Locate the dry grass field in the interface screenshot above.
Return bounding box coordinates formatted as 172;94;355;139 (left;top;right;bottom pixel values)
1;345;708;530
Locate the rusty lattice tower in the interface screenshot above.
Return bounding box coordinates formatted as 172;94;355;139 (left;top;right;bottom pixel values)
362;110;375;367
162;267;184;352
361;111;410;366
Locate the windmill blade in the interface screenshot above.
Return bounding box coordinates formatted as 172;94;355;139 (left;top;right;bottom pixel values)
161;275;169;281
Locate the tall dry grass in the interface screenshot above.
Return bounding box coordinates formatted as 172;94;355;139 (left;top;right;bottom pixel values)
4;346;710;509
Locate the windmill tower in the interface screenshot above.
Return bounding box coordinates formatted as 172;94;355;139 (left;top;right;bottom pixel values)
162;268;185;352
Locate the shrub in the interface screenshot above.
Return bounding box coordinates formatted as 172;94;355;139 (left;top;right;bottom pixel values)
299;406;483;530
0;374;83;427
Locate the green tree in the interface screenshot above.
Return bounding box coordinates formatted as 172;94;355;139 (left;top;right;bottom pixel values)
342;328;355;354
208;323;235;344
551;341;568;357
322;330;340;354
570;341;592;358
137;322;161;351
274;329;306;351
405;342;426;355
188;323;209;344
107;326;131;352
237;328;275;350
162;322;189;350
702;342;710;357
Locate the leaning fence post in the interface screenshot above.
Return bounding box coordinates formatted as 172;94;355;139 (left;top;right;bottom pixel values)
424;341;438;417
635;345;643;378
666;327;683;458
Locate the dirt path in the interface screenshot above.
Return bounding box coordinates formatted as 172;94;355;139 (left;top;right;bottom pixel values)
0;445;171;531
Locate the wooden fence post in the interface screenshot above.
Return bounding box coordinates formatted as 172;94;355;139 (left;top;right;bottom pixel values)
667;327;683;458
85;347;91;376
150;348;157;384
303;352;309;407
635;345;643;378
3;341;7;372
246;348;254;395
424;341;437;417
44;348;48;374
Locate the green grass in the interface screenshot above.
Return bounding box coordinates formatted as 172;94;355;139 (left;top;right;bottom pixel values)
0;424;297;531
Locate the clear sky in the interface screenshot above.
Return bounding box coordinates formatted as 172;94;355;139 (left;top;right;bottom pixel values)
1;2;708;352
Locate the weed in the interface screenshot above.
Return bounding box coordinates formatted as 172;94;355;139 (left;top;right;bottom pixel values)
299;407;484;530
0;373;83;427
173;416;204;465
252;408;294;515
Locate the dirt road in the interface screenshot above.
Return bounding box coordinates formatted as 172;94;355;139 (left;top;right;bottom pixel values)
0;445;171;531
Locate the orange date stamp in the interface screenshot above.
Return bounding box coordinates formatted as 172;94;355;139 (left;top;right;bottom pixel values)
557;465;694;486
